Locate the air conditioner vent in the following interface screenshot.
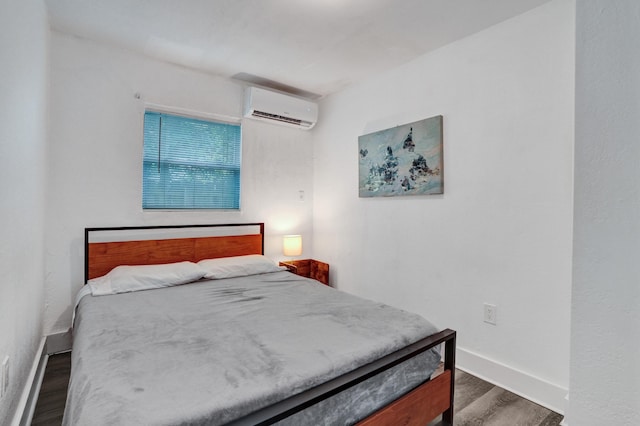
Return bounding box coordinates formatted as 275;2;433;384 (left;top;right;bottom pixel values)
251;110;313;128
243;87;318;130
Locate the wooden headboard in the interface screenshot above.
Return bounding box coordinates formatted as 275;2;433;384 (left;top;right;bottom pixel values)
84;223;264;282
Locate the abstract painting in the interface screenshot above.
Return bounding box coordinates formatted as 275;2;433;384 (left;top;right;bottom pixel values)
359;115;443;197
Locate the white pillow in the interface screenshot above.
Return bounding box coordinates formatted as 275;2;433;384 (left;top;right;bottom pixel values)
89;261;207;296
198;254;285;279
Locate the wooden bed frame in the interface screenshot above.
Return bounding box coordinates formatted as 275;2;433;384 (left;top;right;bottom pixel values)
84;223;456;426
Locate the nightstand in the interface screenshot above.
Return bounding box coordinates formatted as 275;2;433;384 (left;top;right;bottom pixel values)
279;259;330;286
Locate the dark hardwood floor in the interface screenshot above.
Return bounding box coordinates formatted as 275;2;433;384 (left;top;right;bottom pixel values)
31;352;71;426
32;353;563;425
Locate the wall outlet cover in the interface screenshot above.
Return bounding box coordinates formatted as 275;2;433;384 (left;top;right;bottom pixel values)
484;303;497;325
1;356;8;399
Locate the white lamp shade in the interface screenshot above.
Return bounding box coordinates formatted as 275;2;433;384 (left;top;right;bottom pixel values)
283;235;302;257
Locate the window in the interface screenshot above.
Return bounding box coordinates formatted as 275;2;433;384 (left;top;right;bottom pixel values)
143;111;241;209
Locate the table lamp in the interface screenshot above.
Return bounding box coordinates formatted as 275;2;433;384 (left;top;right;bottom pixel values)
283;234;302;258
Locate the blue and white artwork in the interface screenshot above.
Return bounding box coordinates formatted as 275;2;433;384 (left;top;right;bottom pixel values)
359;115;443;197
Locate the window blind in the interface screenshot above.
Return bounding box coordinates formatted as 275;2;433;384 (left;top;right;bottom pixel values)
143;111;241;209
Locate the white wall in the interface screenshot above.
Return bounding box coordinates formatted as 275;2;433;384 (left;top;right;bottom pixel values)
570;1;640;424
313;0;574;412
46;33;314;334
0;0;48;423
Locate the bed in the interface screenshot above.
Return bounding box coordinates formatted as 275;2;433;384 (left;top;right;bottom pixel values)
63;223;456;425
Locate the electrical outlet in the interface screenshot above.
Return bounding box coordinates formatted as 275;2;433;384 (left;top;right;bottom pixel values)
484;303;497;325
1;356;8;399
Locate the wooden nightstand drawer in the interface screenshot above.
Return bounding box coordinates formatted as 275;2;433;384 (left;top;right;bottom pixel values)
279;259;330;286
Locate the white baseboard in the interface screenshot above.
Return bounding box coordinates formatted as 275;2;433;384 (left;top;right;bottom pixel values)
457;346;567;415
12;337;47;426
559;393;569;425
12;331;73;426
46;329;72;354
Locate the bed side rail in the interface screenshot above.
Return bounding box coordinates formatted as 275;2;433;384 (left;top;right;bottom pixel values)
228;328;456;426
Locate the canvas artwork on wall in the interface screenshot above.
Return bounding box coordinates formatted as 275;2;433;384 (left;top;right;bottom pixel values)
358;115;443;197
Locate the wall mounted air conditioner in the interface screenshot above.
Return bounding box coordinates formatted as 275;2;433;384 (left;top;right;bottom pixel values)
243;87;318;130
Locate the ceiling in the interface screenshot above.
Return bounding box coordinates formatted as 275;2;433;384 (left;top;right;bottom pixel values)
45;0;551;99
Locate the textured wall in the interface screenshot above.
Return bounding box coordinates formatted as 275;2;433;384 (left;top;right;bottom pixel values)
312;0;574;412
570;1;640;424
0;0;48;423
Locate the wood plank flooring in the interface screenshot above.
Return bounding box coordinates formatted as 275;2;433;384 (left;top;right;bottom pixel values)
31;352;71;426
428;370;563;426
32;353;563;425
